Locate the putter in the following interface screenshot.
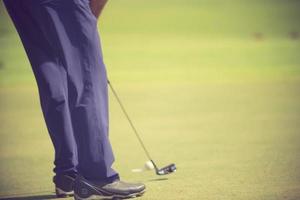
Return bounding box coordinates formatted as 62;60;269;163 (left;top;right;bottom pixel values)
107;80;176;176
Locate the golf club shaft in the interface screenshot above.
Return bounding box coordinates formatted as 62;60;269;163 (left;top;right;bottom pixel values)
107;80;153;161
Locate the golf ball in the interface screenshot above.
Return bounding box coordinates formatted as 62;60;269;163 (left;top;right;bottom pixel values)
144;161;154;170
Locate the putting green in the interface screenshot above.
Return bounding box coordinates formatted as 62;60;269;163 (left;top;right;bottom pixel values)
0;0;300;199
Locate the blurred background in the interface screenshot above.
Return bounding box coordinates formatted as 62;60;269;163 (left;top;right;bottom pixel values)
0;0;300;199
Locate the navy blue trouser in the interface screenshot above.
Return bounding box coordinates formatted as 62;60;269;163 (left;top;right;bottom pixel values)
4;0;119;182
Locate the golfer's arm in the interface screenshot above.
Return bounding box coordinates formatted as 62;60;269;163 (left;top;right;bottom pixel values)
90;0;108;19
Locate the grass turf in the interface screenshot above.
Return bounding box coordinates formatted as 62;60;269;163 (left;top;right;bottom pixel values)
0;0;300;199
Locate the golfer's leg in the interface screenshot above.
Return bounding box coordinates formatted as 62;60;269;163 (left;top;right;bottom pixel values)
29;0;118;182
67;1;118;181
3;0;78;176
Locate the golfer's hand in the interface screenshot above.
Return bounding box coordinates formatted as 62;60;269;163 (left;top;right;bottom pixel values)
89;0;108;19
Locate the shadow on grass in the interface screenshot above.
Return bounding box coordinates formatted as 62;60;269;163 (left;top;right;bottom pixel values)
147;177;169;182
0;194;58;200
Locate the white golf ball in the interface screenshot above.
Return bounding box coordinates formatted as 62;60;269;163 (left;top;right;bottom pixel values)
144;161;154;170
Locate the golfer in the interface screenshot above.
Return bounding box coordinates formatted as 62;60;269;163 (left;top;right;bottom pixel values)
3;0;145;199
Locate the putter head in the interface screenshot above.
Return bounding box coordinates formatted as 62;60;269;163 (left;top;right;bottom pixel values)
156;163;177;175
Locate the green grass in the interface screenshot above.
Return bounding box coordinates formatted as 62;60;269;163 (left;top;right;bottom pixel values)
0;0;300;199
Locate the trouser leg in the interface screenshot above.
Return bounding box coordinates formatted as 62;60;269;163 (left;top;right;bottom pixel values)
32;0;118;181
3;0;78;176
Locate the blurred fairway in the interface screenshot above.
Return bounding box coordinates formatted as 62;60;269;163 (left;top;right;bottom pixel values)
1;0;300;199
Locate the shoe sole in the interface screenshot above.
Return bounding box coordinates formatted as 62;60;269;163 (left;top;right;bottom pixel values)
74;190;145;200
56;187;74;198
